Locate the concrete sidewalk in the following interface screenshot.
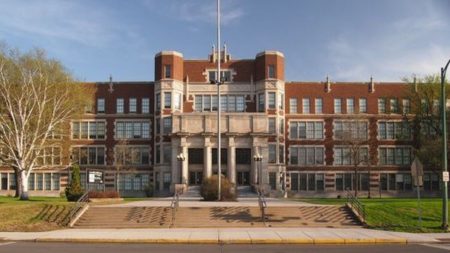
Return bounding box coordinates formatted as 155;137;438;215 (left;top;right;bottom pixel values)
0;228;448;245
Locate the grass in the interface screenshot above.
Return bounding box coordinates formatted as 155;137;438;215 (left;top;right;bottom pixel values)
0;196;72;232
0;196;151;231
299;197;448;233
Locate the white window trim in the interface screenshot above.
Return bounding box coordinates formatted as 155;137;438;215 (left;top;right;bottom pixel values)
288;119;325;140
332;119;369;141
114;120;152;140
288;145;325;166
114;145;151;166
70;120;107;140
70;145;107;166
332;145;370;167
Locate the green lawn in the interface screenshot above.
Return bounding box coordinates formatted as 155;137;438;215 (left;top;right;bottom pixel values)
0;196;72;232
299;197;448;233
0;196;150;231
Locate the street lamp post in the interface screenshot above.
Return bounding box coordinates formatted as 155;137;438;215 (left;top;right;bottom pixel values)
441;59;450;229
215;0;222;201
253;154;263;194
176;153;185;185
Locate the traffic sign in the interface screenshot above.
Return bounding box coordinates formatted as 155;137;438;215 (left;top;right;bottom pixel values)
444;171;449;182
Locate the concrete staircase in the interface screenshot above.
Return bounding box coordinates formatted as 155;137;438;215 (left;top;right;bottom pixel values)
74;206;172;228
73;205;360;228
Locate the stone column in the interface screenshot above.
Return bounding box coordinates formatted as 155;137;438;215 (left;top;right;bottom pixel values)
227;136;236;184
204;137;212;179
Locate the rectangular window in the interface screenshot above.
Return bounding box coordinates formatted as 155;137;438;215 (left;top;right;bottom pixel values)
290;146;324;166
289;98;297;113
116;98;124;113
228;95;236;112
315;98;323;114
289;122;298;139
72;147;105;165
268;118;276;134
268;65;275;78
236;148;251;164
163;145;171;164
390;98;399;113
97;98;105;113
142;98;150;113
379;147;412;165
195;95;202;111
164;65;171;78
290;121;323;139
212;148;227;165
268;144;277;163
156;93;161;111
334;121;368;140
236;96;245;112
72;121;106;140
258;93;265;112
268;92;276;109
359;98;367;113
164;92;171;109
116;146;150;165
346;98;354;114
188;148;203;164
129;98;137;113
402;99;410;114
334;98;342;114
378;98;386;113
279;145;284;164
212;95;218;111
302;98;310;114
163;117;172;135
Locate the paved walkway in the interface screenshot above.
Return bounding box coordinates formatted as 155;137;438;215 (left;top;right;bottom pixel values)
0;228;449;244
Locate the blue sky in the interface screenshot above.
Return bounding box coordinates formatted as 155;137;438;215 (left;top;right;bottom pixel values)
0;0;449;82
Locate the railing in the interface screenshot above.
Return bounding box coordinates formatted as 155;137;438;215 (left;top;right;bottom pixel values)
346;190;366;223
65;192;90;226
170;190;180;227
257;188;267;223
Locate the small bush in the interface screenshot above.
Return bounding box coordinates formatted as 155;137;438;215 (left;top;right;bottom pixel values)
200;175;236;201
65;165;84;202
144;184;154;197
88;191;120;198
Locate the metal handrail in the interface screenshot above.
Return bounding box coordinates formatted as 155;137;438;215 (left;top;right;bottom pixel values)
170;190;180;227
257;188;267;223
65;192;89;225
346;190;366;222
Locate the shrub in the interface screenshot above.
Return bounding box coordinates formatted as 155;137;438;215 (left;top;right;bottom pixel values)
200;175;236;201
144;183;154;197
88;191;120;198
65;165;85;202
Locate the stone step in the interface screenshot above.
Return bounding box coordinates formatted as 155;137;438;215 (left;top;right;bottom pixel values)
74;205;361;228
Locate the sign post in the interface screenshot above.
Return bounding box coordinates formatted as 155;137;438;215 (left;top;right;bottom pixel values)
411;157;424;228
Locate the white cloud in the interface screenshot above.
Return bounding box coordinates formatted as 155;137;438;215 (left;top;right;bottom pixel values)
326;4;450;81
0;0;126;47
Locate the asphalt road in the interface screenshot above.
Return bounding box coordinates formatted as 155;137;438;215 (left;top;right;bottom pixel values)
1;242;450;253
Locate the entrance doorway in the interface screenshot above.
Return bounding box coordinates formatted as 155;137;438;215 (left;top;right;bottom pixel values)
237;171;250;185
189;171;203;185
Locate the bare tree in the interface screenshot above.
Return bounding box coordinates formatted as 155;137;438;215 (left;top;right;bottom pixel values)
0;46;90;200
336;119;371;197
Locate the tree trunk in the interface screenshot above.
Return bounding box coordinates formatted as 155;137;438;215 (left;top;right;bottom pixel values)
354;168;358;197
19;170;29;200
14;168;22;198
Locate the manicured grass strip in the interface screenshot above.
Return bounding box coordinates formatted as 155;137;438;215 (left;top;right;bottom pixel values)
299;197;447;233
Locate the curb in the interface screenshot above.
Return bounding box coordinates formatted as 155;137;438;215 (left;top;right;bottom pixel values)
33;237;410;245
